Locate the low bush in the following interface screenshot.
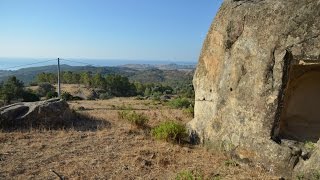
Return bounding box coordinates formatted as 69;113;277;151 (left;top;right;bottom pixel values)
37;83;56;97
61;92;74;101
46;91;58;99
175;170;203;180
118;110;149;128
22;90;40;102
151;121;187;142
168;98;192;109
305;141;316;151
151;92;162;101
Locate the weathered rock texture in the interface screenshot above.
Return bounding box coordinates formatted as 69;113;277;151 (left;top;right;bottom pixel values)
294;140;320;178
0;98;73;129
188;0;320;177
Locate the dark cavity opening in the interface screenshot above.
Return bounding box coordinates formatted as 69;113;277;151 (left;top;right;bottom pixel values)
279;62;320;142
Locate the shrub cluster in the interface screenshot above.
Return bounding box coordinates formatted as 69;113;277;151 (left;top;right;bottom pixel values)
175;170;204;180
183;106;194;118
0;76;40;104
151;121;187;142
118;110;149;128
168;98;192;109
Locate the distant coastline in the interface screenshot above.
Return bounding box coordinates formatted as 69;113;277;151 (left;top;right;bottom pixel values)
0;58;197;70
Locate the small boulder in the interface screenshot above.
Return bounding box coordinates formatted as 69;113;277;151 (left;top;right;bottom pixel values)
0;98;74;129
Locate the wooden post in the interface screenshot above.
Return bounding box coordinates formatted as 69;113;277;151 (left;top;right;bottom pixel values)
57;58;61;98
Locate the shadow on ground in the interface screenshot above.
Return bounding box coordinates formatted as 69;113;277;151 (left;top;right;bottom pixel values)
0;111;111;132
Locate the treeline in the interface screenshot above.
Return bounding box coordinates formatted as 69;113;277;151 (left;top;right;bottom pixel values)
35;72;194;98
0;76;40;104
0;74;194;106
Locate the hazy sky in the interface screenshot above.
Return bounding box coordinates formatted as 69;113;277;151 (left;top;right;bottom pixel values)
0;0;223;61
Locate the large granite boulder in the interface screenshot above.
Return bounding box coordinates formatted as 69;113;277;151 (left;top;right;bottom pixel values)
188;0;320;177
0;98;74;129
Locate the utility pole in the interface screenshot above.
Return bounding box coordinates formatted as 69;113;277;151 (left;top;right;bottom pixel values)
57;58;61;98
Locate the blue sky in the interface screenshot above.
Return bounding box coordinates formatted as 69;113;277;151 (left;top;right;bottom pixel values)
0;0;223;62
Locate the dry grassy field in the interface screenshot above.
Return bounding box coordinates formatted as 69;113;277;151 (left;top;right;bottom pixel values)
0;98;278;179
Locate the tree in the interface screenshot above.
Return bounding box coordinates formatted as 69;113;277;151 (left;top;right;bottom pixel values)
36;73;57;84
134;82;146;96
22;89;40;102
72;73;81;84
80;72;92;87
0;76;24;104
61;92;74;101
62;71;73;84
105;75;136;97
92;73;106;88
37;83;56;97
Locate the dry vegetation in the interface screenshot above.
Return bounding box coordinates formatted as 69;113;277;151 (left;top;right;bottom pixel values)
0;98;278;179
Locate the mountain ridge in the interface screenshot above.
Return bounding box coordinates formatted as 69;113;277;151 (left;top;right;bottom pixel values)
0;64;195;86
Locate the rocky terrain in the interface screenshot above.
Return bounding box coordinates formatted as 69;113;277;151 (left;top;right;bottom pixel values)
189;0;320;178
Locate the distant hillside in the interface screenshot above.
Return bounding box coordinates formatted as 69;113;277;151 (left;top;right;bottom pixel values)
0;64;195;87
0;65;133;84
120;63;196;70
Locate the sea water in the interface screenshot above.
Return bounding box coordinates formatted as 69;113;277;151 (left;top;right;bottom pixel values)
0;58;196;70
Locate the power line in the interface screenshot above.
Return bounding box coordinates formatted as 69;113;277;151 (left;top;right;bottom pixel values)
0;58;96;72
60;59;93;66
1;59;57;70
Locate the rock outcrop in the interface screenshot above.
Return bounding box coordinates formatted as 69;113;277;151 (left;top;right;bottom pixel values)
188;0;320;177
294;140;320;179
0;98;73;129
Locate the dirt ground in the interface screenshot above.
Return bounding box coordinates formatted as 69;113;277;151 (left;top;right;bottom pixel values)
0;98;278;179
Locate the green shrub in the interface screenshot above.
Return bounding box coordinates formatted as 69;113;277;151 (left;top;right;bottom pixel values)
151;92;162;101
61;92;74;101
46;91;58;99
305;141;316;151
118;110;149;128
22;90;40;102
152;121;187;142
118;110;129;120
168;98;192;109
313;171;320;179
37;83;55;97
296;173;305;180
175;170;203;180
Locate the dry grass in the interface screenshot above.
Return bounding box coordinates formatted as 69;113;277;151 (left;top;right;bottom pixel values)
0;98;278;179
